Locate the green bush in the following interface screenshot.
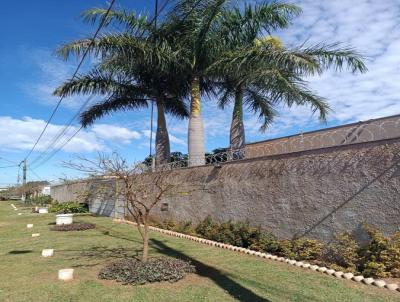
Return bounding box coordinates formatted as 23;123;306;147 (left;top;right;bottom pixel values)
358;225;400;278
195;216;218;239
385;232;400;277
324;232;359;272
28;195;52;205
98;257;195;285
249;231;281;254
290;238;324;261
155;219;196;235
153;218;400;279
362;261;388;278
49;202;88;214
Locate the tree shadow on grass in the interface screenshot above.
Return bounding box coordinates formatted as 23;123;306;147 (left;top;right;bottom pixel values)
151;238;271;302
8;250;33;255
56;246;142;268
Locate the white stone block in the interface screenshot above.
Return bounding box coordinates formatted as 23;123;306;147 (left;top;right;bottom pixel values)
362;277;374;285
27;224;33;228
18;213;22;216
317;267;327;273
42;249;54;257
58;269;74;281
325;269;335;275
310;265;319;271
56;214;73;225
385;283;398;291
373;280;386;288
32;233;40;237
38;208;48;214
334;271;344;278
343;272;354;280
352;275;364;282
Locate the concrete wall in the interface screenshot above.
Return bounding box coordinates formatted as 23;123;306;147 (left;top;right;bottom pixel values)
52;137;400;242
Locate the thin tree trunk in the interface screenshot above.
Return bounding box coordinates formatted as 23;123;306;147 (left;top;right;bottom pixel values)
155;98;170;167
142;220;149;263
188;76;205;166
230;89;245;150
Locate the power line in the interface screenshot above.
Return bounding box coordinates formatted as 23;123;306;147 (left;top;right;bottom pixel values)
29;95;95;167
24;0;117;161
30;126;83;169
29;0;179;171
30;0;174;168
0;157;19;165
0;165;19;169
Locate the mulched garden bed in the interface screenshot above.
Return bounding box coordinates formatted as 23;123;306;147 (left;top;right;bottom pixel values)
98;257;196;285
50;223;96;232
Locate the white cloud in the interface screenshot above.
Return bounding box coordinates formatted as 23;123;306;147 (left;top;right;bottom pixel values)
21;48;97;110
270;0;400;131
0;116;141;153
92;124;141;144
141;129;187;147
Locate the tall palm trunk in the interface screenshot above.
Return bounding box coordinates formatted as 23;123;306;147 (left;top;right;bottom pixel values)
230;89;245;150
155;98;170;167
188;76;205;166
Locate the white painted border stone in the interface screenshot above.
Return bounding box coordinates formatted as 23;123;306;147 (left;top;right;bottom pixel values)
58;269;74;281
32;233;40;237
42;249;54;257
113;218;400;293
27;224;33;228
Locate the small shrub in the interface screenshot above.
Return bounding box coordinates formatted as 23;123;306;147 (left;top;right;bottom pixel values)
292;238;324;261
249;231;280;254
385;232;400;277
50;223;95;232
49;202;88;214
362;261;388;278
98;257;195;285
324;232;359;272
28;195;52;205
195;216;218;239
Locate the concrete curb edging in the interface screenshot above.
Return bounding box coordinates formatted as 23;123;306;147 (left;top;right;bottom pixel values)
113;218;400;293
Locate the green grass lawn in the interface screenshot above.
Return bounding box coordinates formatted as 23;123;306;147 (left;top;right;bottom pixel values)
0;201;398;302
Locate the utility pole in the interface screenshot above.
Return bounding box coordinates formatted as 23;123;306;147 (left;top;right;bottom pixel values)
149;0;159;172
21;159;27;202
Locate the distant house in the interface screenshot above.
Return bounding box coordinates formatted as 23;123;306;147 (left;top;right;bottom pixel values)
41;186;51;196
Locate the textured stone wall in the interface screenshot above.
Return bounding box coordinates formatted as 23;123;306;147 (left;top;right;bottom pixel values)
51;138;400;242
152;138;400;241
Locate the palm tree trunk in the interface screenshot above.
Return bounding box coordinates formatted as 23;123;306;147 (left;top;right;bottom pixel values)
230;89;245;150
188;76;205;166
155;98;170;167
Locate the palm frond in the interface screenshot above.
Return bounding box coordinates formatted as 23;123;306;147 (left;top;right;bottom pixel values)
80;96;148;127
82;8;151;34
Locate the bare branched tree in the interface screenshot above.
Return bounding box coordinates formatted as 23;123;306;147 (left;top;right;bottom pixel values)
64;152;174;262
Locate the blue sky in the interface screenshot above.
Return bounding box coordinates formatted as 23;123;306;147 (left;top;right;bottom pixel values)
0;0;399;185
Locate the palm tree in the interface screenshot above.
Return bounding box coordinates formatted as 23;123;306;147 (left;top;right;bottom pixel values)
163;0;231;166
54;8;189;166
213;2;367;151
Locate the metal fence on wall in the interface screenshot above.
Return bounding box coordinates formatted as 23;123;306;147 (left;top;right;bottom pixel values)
246;114;400;158
144;114;400;171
